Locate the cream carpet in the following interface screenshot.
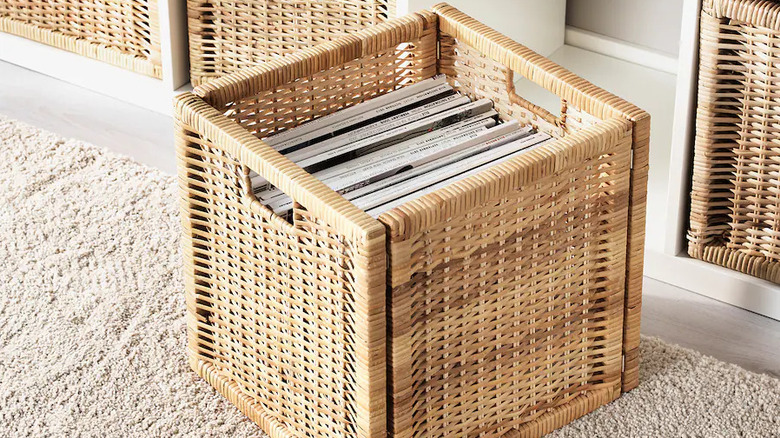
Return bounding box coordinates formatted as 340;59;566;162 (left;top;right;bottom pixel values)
1;115;778;437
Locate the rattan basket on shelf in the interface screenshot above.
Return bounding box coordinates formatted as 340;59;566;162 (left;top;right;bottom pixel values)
689;0;780;283
187;0;395;86
175;4;649;437
0;0;162;78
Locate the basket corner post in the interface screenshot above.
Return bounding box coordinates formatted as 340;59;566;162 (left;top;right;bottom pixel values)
621;111;650;394
355;219;389;438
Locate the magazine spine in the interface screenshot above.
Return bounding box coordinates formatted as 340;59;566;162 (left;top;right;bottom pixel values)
290;98;494;173
261;74;446;145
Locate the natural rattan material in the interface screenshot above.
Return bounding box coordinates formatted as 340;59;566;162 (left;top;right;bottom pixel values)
0;0;162;78
689;0;780;283
175;5;649;437
187;0;395;86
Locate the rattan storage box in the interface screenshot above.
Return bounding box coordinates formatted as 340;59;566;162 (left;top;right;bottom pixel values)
0;0;161;78
187;0;394;86
175;4;649;437
689;0;780;283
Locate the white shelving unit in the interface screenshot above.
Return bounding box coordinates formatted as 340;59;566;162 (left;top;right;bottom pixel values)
519;1;779;320
0;0;190;115
651;0;780;320
2;1;565;116
398;0;567;56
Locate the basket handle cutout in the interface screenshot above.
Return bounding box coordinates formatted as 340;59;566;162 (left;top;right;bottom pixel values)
505;69;567;133
238;164;298;233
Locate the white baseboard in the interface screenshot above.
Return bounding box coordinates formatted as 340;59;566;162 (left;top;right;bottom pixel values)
645;250;780;321
564;26;678;75
0;31;187;115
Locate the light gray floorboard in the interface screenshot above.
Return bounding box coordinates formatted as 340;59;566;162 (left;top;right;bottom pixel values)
0;61;176;174
2;60;778;378
642;277;779;378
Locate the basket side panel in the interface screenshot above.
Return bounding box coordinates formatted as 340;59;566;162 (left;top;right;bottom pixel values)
175;112;384;437
432;4;649;394
176;20;440;434
689;2;780;282
0;0;162;78
437;25;646;392
201;25;437;141
688;8;742;253
187;0;396;86
386;122;633;437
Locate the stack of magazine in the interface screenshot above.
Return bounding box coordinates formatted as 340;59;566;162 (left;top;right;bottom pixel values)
251;75;553;218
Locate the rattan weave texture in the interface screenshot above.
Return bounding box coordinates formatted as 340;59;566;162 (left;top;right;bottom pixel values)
0;0;162;78
187;0;395;86
689;0;780;282
175;4;649;437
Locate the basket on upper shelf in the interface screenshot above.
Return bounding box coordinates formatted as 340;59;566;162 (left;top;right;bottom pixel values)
175;3;649;437
187;0;395;86
689;0;780;283
0;0;162;78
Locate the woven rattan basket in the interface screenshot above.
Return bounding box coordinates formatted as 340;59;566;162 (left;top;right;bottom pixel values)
175;4;649;437
187;0;395;86
689;0;780;282
0;0;162;78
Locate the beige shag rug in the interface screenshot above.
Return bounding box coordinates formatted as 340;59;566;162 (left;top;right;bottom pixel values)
1;115;778;437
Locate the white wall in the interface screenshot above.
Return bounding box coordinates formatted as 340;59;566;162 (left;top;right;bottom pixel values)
566;0;684;56
399;0;567;56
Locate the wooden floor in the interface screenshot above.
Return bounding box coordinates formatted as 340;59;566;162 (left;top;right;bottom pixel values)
2;60;778;378
0;61;177;175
